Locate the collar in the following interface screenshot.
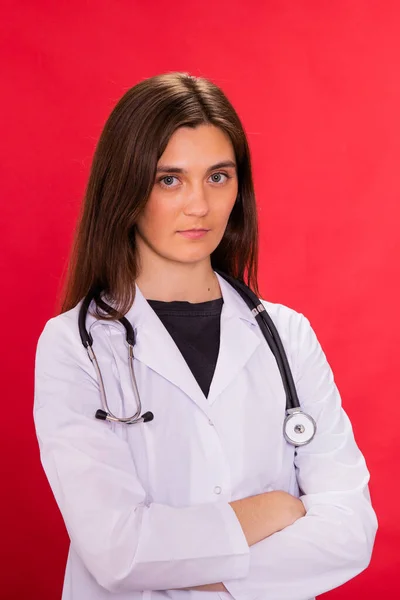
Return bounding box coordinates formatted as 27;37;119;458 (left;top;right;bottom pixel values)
122;270;258;331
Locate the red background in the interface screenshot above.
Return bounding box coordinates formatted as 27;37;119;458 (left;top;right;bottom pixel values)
1;1;398;598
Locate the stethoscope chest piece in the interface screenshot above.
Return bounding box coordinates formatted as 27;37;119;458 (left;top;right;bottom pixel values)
283;408;316;446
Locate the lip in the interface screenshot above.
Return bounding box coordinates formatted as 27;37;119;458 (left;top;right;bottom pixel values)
177;229;210;239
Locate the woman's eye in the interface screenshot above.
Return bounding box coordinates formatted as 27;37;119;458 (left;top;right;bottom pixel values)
210;172;229;184
159;175;178;188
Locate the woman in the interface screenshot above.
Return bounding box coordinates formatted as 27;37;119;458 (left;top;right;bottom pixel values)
34;72;377;600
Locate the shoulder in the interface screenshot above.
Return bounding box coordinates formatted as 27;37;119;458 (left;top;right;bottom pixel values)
38;301;83;341
258;298;318;382
35;301;87;366
34;301;99;414
259;297;312;340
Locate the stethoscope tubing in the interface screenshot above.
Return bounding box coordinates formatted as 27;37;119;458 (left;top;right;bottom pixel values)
78;273;316;443
214;271;300;411
79;290;148;424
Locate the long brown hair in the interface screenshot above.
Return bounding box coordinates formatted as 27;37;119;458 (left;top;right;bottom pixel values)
60;71;260;320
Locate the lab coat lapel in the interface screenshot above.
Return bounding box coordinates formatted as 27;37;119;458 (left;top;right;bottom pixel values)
124;285;211;415
121;272;261;414
206;272;261;405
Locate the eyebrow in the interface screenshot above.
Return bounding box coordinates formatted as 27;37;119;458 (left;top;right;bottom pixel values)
156;160;237;174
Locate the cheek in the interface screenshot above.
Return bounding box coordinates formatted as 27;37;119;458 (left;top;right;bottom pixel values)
137;196;177;237
213;195;237;227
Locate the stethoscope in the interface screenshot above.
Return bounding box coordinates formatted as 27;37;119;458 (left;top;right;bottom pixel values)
78;271;317;446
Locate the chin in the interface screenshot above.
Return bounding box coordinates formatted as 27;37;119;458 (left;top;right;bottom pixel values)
166;248;214;264
157;237;222;264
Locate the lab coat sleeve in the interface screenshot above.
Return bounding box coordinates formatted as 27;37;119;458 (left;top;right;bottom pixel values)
33;316;250;594
223;309;378;600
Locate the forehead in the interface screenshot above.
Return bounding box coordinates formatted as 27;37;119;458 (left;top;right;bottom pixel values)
159;124;235;165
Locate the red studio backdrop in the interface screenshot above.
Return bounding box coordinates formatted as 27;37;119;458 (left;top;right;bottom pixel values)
1;1;399;598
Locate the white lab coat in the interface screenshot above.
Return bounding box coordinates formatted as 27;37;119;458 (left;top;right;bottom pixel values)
33;271;377;600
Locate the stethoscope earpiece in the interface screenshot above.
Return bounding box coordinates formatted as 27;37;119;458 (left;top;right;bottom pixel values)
95;408;154;424
95;409;108;421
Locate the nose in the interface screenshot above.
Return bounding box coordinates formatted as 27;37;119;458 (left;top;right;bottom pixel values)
183;185;209;217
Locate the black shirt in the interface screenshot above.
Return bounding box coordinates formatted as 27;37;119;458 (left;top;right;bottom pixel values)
147;297;224;398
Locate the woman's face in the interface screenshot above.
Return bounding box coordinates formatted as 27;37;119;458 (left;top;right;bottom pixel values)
135;124;238;267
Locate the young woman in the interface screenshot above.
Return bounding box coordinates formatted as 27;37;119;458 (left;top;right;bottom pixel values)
34;72;377;600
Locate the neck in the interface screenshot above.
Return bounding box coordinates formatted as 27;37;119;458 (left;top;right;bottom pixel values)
135;255;221;303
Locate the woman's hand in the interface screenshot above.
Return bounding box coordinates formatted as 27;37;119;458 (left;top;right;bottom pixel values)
181;583;228;592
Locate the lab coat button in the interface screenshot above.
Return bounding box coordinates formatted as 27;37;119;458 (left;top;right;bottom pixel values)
214;486;222;495
208;419;214;426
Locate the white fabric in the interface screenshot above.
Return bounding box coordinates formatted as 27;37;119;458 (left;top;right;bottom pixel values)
33;271;377;600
